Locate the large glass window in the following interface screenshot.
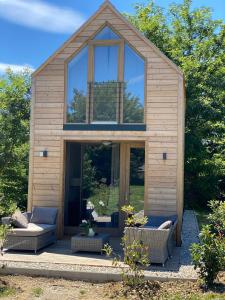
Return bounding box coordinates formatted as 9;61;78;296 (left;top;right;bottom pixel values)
67;46;88;123
92;45;119;123
123;44;145;123
66;27;145;124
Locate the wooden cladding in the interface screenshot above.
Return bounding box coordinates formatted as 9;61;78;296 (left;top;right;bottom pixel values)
28;2;185;241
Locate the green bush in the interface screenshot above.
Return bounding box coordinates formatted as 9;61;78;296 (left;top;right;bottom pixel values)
191;201;225;287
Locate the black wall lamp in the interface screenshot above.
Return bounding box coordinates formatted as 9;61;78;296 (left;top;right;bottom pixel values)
163;152;167;160
39;150;48;157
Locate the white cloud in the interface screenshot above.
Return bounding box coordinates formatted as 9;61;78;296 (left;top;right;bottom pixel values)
0;0;85;34
128;74;144;85
0;62;34;74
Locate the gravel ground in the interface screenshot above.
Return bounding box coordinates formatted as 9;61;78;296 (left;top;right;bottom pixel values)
0;210;199;282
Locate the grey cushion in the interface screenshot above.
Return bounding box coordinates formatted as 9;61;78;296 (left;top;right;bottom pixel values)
8;223;56;237
11;210;28;228
158;220;172;230
30;207;58;225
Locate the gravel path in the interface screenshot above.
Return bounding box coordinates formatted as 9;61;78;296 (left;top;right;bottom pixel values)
0;210;199;282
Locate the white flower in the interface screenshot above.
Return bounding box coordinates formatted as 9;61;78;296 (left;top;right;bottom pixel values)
99;201;105;207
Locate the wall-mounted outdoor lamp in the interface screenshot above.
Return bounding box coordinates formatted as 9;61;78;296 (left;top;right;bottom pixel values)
39;150;48;157
163;152;167;160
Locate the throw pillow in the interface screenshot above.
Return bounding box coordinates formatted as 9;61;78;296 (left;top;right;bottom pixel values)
12;210;28;228
158;220;172;230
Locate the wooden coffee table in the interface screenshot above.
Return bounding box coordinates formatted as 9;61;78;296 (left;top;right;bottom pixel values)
71;233;110;254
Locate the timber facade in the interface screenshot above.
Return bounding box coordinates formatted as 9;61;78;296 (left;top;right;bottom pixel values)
28;1;185;244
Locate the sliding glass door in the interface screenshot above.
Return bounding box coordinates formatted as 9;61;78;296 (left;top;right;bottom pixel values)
82;143;120;228
64;142;145;234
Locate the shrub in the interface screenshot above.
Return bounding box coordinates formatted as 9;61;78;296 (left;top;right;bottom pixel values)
103;205;149;287
191;200;225;287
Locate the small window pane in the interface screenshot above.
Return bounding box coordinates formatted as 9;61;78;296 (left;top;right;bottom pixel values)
67;46;88;123
123;44;145;123
94;26;119;40
93;45;119;123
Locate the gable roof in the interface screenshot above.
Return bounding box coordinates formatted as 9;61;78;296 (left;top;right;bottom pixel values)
32;0;183;77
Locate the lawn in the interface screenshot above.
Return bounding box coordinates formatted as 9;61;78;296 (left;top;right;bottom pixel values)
0;274;224;300
194;208;209;230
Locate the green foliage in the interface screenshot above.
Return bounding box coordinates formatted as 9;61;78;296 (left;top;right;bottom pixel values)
103;205;149;287
0;224;11;255
0;286;16;298
0;69;31;213
103;237;149;287
191;201;225;287
121;205;148;227
207;200;225;235
126;0;225;207
32;287;43;297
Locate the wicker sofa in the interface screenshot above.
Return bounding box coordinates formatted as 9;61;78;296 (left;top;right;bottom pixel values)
124;215;178;265
1;207;58;253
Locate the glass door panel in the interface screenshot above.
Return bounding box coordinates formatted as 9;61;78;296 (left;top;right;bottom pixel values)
129;148;145;213
82;143;120;228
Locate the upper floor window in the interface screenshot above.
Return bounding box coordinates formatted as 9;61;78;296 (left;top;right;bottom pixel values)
66;26;145;124
67;46;88;123
94;26;119;40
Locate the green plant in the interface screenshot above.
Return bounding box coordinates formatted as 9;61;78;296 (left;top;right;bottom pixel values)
0;224;11;256
103;238;149;288
0;69;31;211
191;201;225;287
121;205;148;227
0;286;16;297
103;205;149;288
32;287;43;297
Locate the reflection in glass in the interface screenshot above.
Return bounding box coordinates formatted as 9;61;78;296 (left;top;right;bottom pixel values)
123;44;145;123
93;45;119;123
67;46;88;123
129;148;145;213
82;143;120;227
94;26;119;40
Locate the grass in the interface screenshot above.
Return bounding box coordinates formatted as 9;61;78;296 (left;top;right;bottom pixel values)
0;286;16;298
87;185;144;216
163;293;225;300
194;208;209;230
32;287;44;297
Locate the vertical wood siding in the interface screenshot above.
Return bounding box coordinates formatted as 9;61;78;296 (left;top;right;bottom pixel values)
28;4;185;239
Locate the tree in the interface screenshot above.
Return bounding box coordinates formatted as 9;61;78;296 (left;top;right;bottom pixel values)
126;0;225;207
0;69;31;215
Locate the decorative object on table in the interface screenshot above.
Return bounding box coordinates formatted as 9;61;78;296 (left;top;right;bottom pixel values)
79;219;95;237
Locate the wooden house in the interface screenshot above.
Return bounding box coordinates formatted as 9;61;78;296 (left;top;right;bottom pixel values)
28;1;185;244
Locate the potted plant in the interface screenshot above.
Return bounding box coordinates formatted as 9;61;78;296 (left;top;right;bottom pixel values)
79;219;95;237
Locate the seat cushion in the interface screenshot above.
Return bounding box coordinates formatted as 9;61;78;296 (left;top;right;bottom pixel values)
12;210;28;228
8;223;56;237
30;207;58;225
144;215;177;228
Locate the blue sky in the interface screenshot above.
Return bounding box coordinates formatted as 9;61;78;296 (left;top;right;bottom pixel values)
0;0;224;73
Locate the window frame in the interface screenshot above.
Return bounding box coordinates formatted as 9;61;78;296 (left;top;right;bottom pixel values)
64;23;146;126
